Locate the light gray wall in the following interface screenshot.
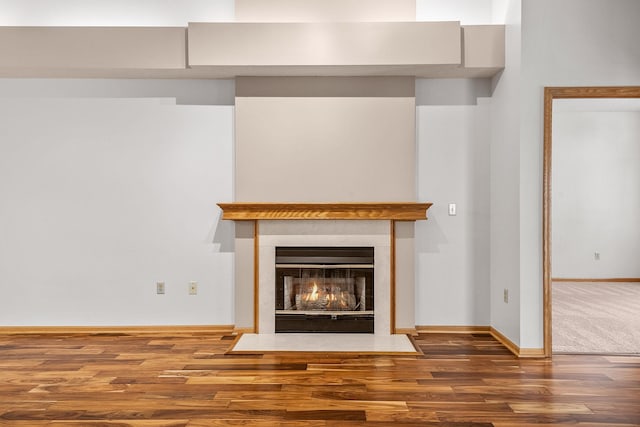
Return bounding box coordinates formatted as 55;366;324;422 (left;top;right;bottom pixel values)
552;111;640;278
518;0;640;348
4;0;638;339
233;221;255;330
0;0;502;332
0;2;239;328
0;78;235;105
395;221;416;330
489;0;521;344
416;0;512;331
488;0;640;349
416;79;492;106
416;102;491;326
0;82;235;326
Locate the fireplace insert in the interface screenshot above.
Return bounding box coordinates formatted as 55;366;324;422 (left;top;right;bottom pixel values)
275;246;374;333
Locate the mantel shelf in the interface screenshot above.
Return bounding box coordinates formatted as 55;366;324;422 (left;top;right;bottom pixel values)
217;202;432;221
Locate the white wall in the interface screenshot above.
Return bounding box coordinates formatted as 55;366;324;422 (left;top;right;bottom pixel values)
0;0;234;26
417;0;493;24
518;0;640;348
0;88;235;326
416;102;491;326
552;111;640;278
236;0;415;22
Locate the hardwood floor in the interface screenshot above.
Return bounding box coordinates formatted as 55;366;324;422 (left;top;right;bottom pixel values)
1;331;638;426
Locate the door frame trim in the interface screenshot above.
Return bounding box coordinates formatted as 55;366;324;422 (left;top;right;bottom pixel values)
542;86;640;357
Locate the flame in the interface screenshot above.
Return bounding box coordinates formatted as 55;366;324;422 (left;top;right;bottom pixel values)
340;295;348;308
297;280;358;310
307;283;318;301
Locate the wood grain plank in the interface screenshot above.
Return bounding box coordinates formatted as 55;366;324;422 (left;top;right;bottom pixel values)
217;202;432;221
0;332;638;425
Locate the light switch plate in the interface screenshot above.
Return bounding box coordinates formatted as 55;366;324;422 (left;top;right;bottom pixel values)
448;203;457;216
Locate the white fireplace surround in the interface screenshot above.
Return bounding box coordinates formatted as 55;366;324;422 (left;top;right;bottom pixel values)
258;220;391;335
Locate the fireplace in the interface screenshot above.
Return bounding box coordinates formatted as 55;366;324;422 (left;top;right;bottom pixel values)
217;204;431;335
275;246;374;333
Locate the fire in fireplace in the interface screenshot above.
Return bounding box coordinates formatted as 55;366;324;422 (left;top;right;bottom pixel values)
275;247;374;333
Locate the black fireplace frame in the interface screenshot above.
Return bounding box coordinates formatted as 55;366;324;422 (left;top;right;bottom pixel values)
275;246;374;333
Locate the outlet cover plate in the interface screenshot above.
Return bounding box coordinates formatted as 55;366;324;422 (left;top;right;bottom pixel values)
189;281;198;295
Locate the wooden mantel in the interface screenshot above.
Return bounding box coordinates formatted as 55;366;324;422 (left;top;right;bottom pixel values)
217;202;432;221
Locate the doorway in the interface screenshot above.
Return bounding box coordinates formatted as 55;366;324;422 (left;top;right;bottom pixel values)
543;86;640;356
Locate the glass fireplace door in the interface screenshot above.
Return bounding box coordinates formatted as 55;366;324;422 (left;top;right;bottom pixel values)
275;247;374;333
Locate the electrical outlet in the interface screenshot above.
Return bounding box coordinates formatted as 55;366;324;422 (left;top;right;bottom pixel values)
156;282;165;295
594;252;600;260
503;288;509;303
189;281;198;295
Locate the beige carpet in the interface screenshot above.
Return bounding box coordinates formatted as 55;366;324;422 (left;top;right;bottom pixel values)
552;281;640;354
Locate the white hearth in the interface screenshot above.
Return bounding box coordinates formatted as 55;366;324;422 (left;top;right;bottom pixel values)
230;333;418;354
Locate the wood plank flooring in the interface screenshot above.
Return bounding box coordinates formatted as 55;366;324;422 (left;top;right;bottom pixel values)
1;332;639;426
